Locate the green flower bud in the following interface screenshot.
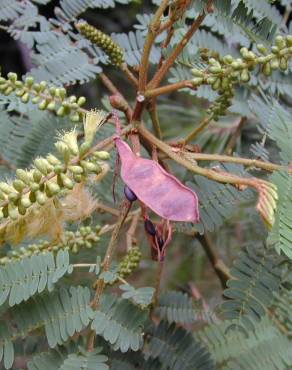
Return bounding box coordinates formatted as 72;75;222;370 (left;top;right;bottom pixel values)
36;191;46;205
15;89;25;97
47;101;56;111
211;78;221;91
93;151;110;160
8;192;19;203
73;174;83;183
13;179;26;192
256;44;267;54
18;203;27;216
68;165;84;175
275;35;285;49
32;169;43;183
34;158;53;175
21;93;30;103
7;72;17;83
79;142;91;157
270;58;279;70
46;182;61;197
16;169;31;184
223;55;233;64
25;76;34;87
38;99;48;110
8;204;18;220
59;174;74;189
262;62;272;76
190;68;204;77
0;182;13;194
57;106;65;117
286;35;292;46
279;57;288;71
20;197;31;208
70;113;80;122
29;191;36;203
4;86;13;96
46;154;61;166
240;69;250;82
77;96;86;106
32;96;40;104
209;65;222;74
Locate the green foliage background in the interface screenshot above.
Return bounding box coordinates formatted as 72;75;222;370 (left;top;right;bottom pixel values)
0;0;292;369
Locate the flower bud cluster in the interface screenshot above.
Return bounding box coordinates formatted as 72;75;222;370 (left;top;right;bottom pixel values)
0;73;86;122
76;21;124;67
117;247;142;279
0;225;101;265
190;35;292;119
0;130;110;222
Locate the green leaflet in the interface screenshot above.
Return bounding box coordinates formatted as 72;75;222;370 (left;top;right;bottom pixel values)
0;249;71;307
146;321;215;370
91;295;148;353
28;347;108;370
221;246;281;331
268;171;292;259
154;291;199;325
198;317;292;369
0;286;94;368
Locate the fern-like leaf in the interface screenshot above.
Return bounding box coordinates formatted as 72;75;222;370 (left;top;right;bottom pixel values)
0;286;93;368
91;295;148;353
146;321;215;370
198;317;292;369
154;291;198;324
0;250;70;307
221;246;281;330
268;171;292;259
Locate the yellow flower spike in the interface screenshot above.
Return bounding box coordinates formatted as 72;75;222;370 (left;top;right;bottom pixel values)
59;129;79;156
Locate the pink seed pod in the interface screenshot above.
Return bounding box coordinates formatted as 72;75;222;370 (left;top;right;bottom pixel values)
114;137;200;222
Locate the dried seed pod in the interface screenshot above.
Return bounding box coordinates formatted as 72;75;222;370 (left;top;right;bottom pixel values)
115;137;199;222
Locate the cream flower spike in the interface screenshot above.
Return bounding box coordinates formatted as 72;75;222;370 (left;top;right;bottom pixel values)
83;109;108;145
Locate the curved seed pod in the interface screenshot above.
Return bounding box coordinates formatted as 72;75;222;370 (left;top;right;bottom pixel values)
115;137;199;222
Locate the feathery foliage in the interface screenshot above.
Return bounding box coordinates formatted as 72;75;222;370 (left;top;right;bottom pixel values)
0;0;292;369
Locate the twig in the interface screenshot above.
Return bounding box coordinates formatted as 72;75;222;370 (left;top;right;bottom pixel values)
178;116;213;145
145;80;194;98
152;261;164;309
120;63;138;87
196;233;231;288
138;0;170;92
147;99;162;139
0;156;16;170
224;117;246;155
178;152;291;173
99;73;120;95
148;1;213;89
138;125;274;188
86;199;132;351
126;211;140;251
